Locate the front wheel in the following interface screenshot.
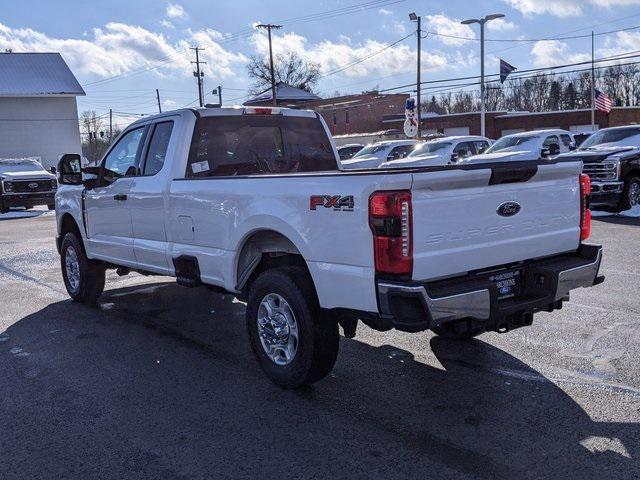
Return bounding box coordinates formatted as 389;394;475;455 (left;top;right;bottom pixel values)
246;266;339;389
60;232;106;305
618;176;640;212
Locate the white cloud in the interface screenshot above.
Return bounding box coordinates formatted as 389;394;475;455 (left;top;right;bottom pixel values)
378;8;393;15
503;0;640;17
487;18;517;31
160;19;175;29
530;40;590;66
425;14;475;46
166;3;186;18
250;31;448;78
0;22;246;79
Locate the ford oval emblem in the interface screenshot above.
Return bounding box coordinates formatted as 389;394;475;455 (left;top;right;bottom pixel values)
28;182;39;189
497;201;521;217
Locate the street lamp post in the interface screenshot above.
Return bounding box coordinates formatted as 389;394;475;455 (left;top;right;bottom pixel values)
409;12;421;138
461;13;504;138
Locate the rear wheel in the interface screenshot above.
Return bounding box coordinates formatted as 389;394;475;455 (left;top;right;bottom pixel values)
60;232;105;305
246;266;339;388
618;176;640;212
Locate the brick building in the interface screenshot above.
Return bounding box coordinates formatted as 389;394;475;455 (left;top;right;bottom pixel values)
301;91;409;136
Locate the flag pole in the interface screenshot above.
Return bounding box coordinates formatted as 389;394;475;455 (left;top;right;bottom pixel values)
591;31;595;130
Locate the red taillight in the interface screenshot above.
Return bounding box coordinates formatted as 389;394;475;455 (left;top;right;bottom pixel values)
580;173;591;241
243;107;280;115
369;190;412;275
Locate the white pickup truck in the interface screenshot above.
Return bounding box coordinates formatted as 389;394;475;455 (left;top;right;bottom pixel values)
55;106;603;388
0;158;57;213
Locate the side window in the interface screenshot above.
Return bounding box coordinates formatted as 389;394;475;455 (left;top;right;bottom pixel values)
143;121;174;176
543;135;559;147
102;127;145;181
387;145;413;161
560;134;573;150
454;142;472;158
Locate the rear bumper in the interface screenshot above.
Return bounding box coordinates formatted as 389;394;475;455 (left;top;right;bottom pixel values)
1;192;55;209
376;244;603;333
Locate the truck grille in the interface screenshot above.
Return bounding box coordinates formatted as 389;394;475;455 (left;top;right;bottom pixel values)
583;162;618;182
9;179;53;193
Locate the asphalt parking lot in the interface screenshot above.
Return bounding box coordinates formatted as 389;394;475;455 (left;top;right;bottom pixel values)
0;209;639;480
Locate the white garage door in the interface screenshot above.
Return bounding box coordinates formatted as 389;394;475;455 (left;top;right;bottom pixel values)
444;127;469;136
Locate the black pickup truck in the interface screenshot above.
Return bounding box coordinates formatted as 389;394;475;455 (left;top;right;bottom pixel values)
557;125;640;212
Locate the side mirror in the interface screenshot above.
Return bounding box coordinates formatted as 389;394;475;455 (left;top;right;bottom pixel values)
57;154;82;185
477;145;487;154
548;143;560;156
82;166;101;189
541;147;550;158
49;166;57;174
450;153;459;163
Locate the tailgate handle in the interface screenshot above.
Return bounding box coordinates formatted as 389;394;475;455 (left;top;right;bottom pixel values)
489;165;537;185
113;194;128;201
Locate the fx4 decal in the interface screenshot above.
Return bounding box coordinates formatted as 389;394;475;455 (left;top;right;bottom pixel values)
310;195;354;212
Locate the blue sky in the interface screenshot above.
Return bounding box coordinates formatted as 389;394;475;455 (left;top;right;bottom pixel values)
2;0;640;127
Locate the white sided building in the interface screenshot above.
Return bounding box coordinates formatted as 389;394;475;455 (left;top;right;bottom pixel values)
0;52;84;169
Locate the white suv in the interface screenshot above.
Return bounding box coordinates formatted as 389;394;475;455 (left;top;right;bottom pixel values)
378;136;491;169
465;129;575;163
340;140;421;169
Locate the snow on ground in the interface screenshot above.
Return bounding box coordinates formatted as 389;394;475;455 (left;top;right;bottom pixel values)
0;206;54;220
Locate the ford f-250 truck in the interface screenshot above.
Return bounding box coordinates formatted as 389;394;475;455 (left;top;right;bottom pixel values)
557;125;640;212
54;106;604;388
0;158;57;213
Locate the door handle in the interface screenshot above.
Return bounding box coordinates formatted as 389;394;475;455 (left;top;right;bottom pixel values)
113;194;128;201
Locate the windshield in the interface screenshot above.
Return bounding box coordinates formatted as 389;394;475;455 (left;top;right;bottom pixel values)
0;159;44;173
485;135;538;153
579;128;640;149
353;144;389;158
408;142;452;157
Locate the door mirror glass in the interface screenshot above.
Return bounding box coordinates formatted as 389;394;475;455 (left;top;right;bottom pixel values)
548;143;560;156
450;152;459;162
58;153;82;185
541;147;550;158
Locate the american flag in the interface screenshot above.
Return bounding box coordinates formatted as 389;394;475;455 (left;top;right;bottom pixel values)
595;89;613;113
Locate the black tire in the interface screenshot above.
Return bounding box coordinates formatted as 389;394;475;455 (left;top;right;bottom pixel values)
246;266;339;389
47;204;55;211
60;232;106;305
24;206;33;210
432;320;482;340
618;176;640;212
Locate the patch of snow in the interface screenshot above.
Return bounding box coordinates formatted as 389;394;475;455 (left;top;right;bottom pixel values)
592;205;640;218
0;207;54;220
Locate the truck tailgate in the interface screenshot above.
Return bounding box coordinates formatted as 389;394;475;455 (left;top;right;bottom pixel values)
410;161;582;281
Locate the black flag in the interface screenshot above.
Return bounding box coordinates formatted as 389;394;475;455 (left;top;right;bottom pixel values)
500;59;516;83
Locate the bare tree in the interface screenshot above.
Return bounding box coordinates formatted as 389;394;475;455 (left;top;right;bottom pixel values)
247;52;321;95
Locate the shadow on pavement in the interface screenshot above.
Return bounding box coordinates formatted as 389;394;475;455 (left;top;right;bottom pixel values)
1;281;638;479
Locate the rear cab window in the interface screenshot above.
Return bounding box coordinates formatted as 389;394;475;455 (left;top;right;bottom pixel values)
186;114;337;177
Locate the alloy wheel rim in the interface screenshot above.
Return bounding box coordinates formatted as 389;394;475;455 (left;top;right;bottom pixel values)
65;246;81;292
257;293;299;366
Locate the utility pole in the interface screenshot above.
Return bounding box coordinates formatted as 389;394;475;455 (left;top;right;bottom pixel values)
410;13;422;138
256;24;282;106
191;46;206;107
217;85;222;106
591;31;595;130
109;109;113;142
156;89;162;113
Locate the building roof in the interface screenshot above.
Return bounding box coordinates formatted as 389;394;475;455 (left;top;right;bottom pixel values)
244;82;321;105
0;53;85;97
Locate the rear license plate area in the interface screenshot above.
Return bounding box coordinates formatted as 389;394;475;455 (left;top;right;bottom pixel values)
490;270;521;300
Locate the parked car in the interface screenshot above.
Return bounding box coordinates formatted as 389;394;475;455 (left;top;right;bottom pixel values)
340;140;420;169
0;158;57;214
337;143;364;160
55;106;603;388
377;136;491;169
463;129;575;163
557;125;640;212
